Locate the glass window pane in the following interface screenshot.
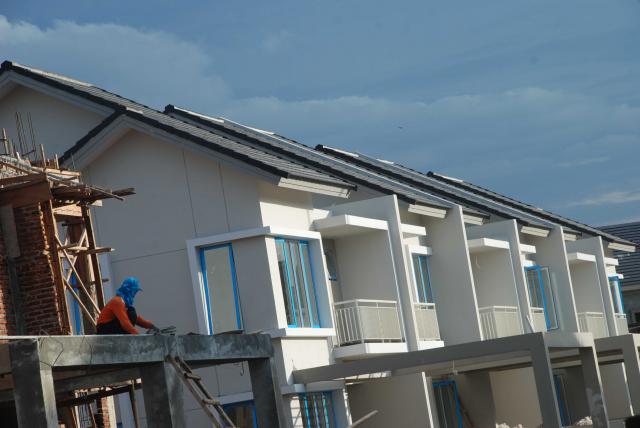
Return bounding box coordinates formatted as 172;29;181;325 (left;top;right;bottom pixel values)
412;254;433;304
609;277;624;314
433;382;461;428
224;401;257;428
324;248;338;281
201;245;241;333
539;267;558;329
276;238;321;328
526;269;544;308
300;393;334;428
277;240;295;326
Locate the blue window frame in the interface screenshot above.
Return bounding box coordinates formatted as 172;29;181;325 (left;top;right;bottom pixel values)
609;276;625;314
412;254;434;304
199;243;242;334
276;238;321;328
299;392;336;428
223;400;258;428
525;266;558;330
553;374;571;426
432;380;463;428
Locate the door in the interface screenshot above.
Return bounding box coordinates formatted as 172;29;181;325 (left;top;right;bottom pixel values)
433;380;464;428
525;266;558;330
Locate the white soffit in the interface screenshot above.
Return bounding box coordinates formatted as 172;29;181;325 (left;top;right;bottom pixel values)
519;244;537;254
401;223;427;237
313;214;388;238
467;238;510;254
609;242;636;253
407;245;433;256
463;213;485;226
520;226;550;238
563;233;579;242
408;204;447;219
604;257;619;267
278;177;351;198
567;252;597;265
522;258;536;268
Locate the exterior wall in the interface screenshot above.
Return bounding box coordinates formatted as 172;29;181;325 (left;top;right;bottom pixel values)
422;206;482;345
333;231;397;301
347;374;434;428
470;249;519;309
0;85;106;157
467;220;532;332
259;182;314;230
490;368;541;428
600;363;633;420
0;223;14;335
570;262;604;313
454;372;496;428
527;227;580;332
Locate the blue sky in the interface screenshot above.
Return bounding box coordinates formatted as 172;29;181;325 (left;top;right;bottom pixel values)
1;1;639;226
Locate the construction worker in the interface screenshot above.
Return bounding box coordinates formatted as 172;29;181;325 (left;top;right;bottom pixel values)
96;277;158;334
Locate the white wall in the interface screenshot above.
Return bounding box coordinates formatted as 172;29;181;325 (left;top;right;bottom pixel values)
333;232;397;301
467;220;531;331
490;368;541;428
600;364;633;420
347;374;435;428
0;85;106;156
527;227;579;332
570;263;604;313
470;250;520;309
423;206;482;345
259;182;314;230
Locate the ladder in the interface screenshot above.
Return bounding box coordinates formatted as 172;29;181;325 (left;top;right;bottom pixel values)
166;355;237;428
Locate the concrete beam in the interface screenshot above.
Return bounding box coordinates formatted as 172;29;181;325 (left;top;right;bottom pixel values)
140;362;185;428
294;332;591;384
596;334;640;414
0;334;273;372
9;340;58;428
530;338;562;428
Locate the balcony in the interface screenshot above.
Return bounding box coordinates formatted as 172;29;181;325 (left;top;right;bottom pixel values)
578;312;608;338
333;299;406;359
415;303;440;341
530;307;547;332
615;313;629;335
479;306;521;340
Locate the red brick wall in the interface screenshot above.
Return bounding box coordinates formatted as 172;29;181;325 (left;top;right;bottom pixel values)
0;226;15;335
11;203;65;335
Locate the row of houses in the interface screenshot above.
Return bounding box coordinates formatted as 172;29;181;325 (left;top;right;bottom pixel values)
0;60;637;428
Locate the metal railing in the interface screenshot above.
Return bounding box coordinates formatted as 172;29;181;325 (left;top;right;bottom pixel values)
578;312;608;338
615;313;629;335
530;307;547;332
415;303;440;341
479;306;521;340
333;299;403;346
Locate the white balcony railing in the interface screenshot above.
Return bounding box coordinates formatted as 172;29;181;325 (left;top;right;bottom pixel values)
415;303;440;341
616;313;629;335
578;312;608;338
334;299;403;346
479;306;521;340
530;307;547;332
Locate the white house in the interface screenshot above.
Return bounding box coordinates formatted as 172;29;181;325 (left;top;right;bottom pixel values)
0;60;636;428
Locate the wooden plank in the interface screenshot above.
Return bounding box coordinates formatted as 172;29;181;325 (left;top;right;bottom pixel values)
54;204;82;217
0;173;46;187
0;180;51;207
83;205;105;308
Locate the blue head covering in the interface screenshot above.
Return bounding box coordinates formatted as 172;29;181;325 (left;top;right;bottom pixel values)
116;277;142;307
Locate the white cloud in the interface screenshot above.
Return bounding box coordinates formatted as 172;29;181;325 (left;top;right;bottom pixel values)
567;190;640;207
0;14;639;225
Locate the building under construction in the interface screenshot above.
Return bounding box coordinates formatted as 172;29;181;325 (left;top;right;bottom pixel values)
0;141;283;428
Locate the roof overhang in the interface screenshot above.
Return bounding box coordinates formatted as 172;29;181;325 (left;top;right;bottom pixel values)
408;203;447;219
608;241;636;253
520;225;550;238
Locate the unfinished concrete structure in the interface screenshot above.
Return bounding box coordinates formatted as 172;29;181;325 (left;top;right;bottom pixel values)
0;60;637;427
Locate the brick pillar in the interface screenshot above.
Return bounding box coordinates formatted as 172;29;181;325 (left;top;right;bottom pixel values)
13;203;65;335
0;225;16;335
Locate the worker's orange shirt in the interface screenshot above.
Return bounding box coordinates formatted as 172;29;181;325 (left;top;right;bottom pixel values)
96;296;154;334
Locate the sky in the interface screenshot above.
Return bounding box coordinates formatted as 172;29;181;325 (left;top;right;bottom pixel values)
1;0;639;226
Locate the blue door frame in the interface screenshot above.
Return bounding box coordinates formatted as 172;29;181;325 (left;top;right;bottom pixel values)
199;243;242;334
553;374;571;426
276;238;321;328
525;266;558;330
432;380;464;428
609;275;625;314
413;254;434;304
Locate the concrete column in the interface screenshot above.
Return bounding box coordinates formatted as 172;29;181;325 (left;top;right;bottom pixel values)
249;357;285;428
580;347;610;428
9;339;58;428
622;336;640;413
140;362;185;428
530;342;562;428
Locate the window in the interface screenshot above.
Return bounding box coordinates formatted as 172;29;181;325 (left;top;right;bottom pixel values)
432;380;463;428
299;392;335;428
67;273;84;335
525;266;558;330
609;276;624;315
276;238;321;328
412;254;434;304
199;244;242;334
223;401;257;428
553;374;571;426
324;248;338;281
